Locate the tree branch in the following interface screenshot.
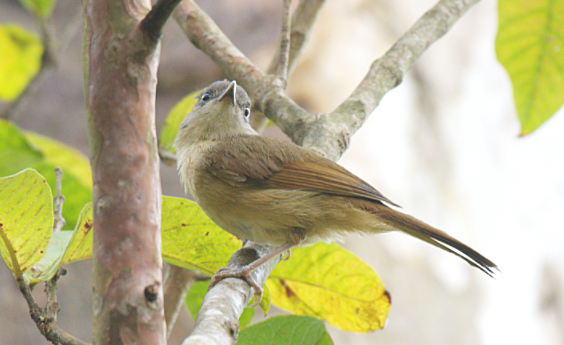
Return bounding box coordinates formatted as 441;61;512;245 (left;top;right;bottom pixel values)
140;0;184;45
84;0;166;342
182;243;280;345
272;0;293;81
19;270;90;345
303;0;481;159
175;0;480;160
267;0;326;76
52;167;66;232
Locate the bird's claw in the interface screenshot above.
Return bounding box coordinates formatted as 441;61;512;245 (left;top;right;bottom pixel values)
209;266;263;307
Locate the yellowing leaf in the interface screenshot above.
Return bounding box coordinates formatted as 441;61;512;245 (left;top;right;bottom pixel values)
0;169;52;275
496;0;564;134
159;90;200;155
237;315;334;345
0;121;92;229
0;25;43;101
17;0;57;18
161;196;241;275
267;243;390;333
60;203;93;266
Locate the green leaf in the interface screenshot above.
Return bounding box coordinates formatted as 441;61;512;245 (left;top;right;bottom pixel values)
267;243;390;333
159;90;200;155
0;121;92;229
23;230;72;285
17;0;57;18
161;196;241;275
496;0;564;134
237;315;333;345
0;169;52;275
185;279;209;320
0;25;43;101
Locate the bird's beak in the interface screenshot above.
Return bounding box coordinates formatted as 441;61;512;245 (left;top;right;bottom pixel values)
219;80;237;106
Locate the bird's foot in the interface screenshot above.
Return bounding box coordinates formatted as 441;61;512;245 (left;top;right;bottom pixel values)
209;266;263;307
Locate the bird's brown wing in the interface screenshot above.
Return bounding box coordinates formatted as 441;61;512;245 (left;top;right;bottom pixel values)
206;136;399;207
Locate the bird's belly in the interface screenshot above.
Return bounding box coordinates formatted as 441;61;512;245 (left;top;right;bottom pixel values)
195;186;359;246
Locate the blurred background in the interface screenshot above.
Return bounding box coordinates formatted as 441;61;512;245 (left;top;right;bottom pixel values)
1;0;563;344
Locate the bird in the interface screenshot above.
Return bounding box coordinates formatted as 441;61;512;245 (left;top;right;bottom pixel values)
174;79;497;302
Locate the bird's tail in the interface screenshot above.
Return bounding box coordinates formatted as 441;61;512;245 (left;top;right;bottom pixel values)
371;204;498;277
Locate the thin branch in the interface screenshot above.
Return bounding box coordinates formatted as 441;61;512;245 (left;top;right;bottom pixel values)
52;167;66;232
267;0;326;76
273;0;293;81
19;270;90;345
306;0;481;159
159;148;177;166
182;243;280;345
140;0;184;44
163;264;197;339
175;0;480;161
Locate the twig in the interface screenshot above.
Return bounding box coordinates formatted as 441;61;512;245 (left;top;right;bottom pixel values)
140;0;184;44
52;167;66;232
19;270;90;345
163;264;197;339
182;242;280;345
175;0;480;160
309;0;481;159
273;0;293;81
267;0;326;76
159;148;177;166
252;0;326;132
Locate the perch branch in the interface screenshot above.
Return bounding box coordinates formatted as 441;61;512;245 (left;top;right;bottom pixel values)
181;242;280;345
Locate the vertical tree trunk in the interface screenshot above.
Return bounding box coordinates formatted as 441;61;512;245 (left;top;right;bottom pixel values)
83;0;165;343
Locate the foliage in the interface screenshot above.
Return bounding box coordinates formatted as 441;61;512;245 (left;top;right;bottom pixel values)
0;121;92;229
496;0;564;134
0;25;43;101
0;169;52;275
237;315;333;345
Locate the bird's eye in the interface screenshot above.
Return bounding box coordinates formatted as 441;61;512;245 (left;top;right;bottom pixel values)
244;107;250;118
201;93;211;102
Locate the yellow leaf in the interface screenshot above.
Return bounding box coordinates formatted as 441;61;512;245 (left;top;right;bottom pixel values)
496;0;564;134
0;169;52;275
59;203;93;266
267;243;390;333
161;196;241;275
0;25;43;101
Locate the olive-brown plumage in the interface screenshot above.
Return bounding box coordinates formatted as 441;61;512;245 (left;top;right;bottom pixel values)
174;80;497;300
